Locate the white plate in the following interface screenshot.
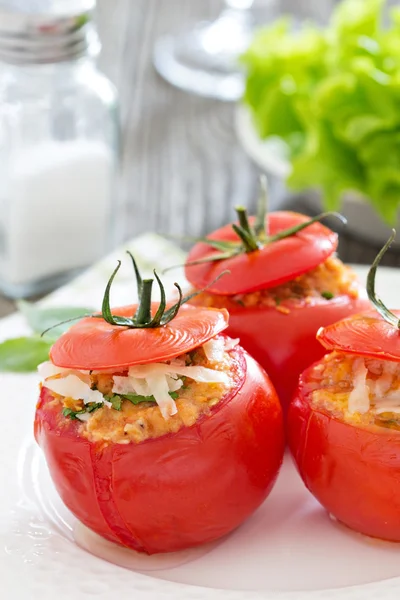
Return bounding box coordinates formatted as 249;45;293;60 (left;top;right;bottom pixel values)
2;263;400;600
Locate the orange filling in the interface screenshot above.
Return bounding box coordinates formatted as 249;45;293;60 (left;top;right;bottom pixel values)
47;346;237;445
190;257;359;312
306;351;400;430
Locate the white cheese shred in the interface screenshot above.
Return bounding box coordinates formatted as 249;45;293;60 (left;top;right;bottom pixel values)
40;349;231;422
112;363;229;420
43;374;104;405
348;358;370;414
145;373;178;419
203;338;225;363
224;338;240;351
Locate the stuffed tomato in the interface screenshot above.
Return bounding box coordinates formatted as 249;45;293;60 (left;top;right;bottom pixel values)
288;232;400;542
185;185;369;411
34;256;284;554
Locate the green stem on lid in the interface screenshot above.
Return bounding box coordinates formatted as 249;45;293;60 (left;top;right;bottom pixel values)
366;229;400;329
134;279;153;325
267;212;347;244
169;177;348;273
231;223;259;252
40;254;230;336
236;206;255;238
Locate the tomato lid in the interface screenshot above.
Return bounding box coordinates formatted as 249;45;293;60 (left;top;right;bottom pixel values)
185;212;338;295
317;310;400;362
318;230;400;362
48;252;230;370
50;303;229;370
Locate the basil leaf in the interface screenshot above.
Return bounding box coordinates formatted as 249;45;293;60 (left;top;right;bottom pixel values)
62;408;78;419
106;395;122;411
62;402;103;420
0;337;53;372
120;391;179;405
17;300;94;340
86;402;104;413
321;291;334;300
121;393;157;405
62;407;87;420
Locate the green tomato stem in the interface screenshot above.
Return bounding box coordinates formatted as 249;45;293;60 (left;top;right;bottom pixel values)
134;279;153;325
366;229;400;328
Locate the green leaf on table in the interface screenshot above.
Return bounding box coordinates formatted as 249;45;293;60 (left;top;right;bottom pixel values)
17;300;95;340
0;337;53;372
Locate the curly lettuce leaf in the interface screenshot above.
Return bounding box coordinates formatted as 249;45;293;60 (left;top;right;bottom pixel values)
242;0;400;223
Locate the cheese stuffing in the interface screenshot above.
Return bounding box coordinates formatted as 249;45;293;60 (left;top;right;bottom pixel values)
306;351;400;429
39;336;240;444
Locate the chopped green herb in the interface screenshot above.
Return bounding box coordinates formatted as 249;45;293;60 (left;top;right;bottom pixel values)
120;390;179;405
120;393;156;405
108;395;122;411
62;401;103;420
62;407;86;420
86;402;104;413
275;297;282;306
62;388;181;421
235;299;245;307
180;375;189;390
321;291;334;300
62;407;75;418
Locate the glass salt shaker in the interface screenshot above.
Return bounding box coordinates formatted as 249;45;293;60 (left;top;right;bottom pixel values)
0;0;119;298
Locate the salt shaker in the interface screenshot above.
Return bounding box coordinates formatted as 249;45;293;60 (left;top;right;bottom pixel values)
0;0;119;298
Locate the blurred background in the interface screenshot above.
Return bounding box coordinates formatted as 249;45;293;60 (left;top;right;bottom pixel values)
0;0;399;318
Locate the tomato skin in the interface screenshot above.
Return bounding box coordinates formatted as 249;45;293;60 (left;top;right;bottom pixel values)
185;212;338;295
190;294;369;412
317;309;400;362
50;304;229;371
288;363;400;542
34;348;284;554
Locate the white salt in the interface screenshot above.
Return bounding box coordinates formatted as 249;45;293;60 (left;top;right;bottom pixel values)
0;139;113;286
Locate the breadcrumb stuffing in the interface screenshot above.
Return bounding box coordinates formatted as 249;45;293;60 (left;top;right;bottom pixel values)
306;351;400;430
190;256;359;313
45;341;240;445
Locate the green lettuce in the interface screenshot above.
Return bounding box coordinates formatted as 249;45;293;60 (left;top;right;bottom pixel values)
242;0;400;223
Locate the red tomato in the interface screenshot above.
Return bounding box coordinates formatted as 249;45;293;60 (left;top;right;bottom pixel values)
35;344;284;554
50;304;229;370
317;309;400;361
186;211;370;411
190;294;369;411
185;212;338;295
288;361;400;542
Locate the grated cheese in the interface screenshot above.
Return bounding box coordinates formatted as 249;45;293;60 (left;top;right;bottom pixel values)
112;363;229;420
203;338;225;363
127;363;229;384
40;343;231;421
223;337;240;351
43;374;105;405
145;373;177;419
348;358;370;414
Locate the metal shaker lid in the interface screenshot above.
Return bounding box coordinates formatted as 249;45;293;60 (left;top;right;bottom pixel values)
0;0;100;64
